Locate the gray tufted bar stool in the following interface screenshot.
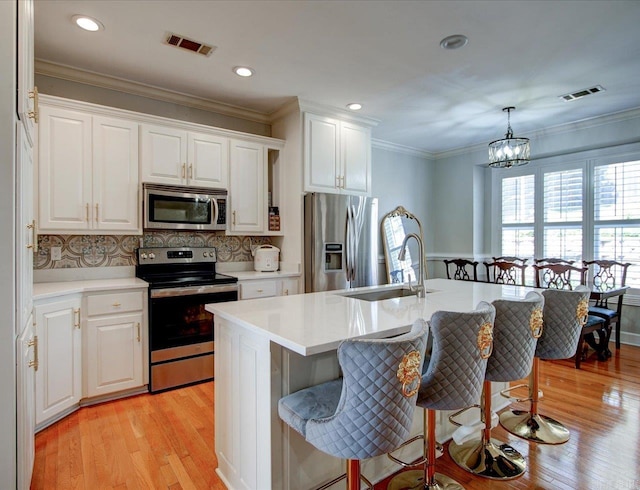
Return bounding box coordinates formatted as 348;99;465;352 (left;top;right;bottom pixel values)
499;286;590;444
277;319;429;490
447;291;544;480
388;302;496;490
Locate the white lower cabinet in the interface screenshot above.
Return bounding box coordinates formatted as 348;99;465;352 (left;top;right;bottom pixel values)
84;289;146;398
239;277;300;299
35;296;82;426
16;313;36;490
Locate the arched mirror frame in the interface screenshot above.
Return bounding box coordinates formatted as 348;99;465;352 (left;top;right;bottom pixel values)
380;206;427;285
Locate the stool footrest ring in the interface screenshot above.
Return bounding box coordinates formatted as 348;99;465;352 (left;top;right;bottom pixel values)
387;434;427;468
448;404;480;427
500;383;542;403
316;472;373;490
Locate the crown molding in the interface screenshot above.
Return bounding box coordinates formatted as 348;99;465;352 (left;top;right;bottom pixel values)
35;59;272;124
371;139;434;159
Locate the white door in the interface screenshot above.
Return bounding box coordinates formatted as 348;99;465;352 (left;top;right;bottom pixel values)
188;132;229;188
86;314;143;397
140;124;188;185
16;313;35;490
229;140;265;233
38;106;92;231
340;122;371;196
35;298;82;425
304;113;340;193
93;116;140;232
16;123;34;336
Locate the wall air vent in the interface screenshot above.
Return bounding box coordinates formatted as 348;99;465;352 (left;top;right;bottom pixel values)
559;85;606;102
165;33;215;57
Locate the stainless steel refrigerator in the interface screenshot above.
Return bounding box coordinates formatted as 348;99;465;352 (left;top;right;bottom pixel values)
304;192;379;292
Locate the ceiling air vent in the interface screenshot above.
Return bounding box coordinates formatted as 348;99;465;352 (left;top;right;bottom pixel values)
559;85;605;102
165;33;215;57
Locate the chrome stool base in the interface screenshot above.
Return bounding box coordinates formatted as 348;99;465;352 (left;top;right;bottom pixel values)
448;437;526;480
499;409;570;444
387;470;464;490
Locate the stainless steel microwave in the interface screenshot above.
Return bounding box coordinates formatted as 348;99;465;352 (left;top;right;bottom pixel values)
143;183;228;231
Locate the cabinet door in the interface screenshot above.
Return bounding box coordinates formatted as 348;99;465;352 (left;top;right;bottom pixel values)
16;314;36;490
86;313;143;397
188;132;229;189
140;124;188;185
17;0;36;143
38;106;92;231
279;278;300;296
35;298;82;425
229;140;265;233
93;116;140;232
340;121;371;196
304;113;340;193
16;123;34;336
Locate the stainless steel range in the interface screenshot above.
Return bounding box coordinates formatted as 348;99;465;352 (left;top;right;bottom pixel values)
135;246;238;393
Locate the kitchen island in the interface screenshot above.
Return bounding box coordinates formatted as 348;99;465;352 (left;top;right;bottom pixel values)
206;278;536;490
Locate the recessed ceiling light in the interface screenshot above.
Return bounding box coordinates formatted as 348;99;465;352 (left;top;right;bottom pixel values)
440;34;468;50
346;103;362;111
233;66;254;77
72;15;104;32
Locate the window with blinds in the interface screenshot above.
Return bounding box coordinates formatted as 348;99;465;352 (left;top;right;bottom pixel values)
594;161;640;286
543;169;583;261
497;158;639;288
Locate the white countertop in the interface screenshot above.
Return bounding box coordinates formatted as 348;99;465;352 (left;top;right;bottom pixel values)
207;278;537;356
33;277;149;301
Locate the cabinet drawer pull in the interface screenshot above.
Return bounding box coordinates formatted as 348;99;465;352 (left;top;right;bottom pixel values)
95;203;99;222
112;302;122;307
189;163;193;179
182;163;186;179
233;210;236;226
29;335;39;371
283;289;289;295
26;220;38;252
257;289;264;293
74;308;81;329
28;86;39;123
136;322;141;342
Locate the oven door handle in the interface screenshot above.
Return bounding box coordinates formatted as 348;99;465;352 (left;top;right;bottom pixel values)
150;284;239;298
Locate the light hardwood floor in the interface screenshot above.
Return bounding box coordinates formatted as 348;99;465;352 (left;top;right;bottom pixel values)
32;345;640;489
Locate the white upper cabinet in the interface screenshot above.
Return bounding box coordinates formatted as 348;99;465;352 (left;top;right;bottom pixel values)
141;124;229;189
17;0;36;144
303;112;371;196
38;104;140;234
229;139;266;233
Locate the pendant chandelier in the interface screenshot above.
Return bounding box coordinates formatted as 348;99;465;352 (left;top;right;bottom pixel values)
488;107;530;168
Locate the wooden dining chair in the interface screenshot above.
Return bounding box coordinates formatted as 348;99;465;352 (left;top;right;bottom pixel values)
484;260;527;286
532;262;607;368
444;258;479;282
583;260;632;351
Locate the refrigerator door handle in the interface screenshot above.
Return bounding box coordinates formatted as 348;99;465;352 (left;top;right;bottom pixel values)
347;204;355;282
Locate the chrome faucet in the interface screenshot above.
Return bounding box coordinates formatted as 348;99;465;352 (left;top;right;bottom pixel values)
398;232;425;298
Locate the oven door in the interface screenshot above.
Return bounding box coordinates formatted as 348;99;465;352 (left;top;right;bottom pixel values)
149;284;238;353
148;284;237;392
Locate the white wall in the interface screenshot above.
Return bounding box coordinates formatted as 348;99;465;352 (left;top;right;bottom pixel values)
1;1;18;488
371;144;434;281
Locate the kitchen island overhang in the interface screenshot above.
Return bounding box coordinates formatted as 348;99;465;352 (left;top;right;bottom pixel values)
206;279;538;490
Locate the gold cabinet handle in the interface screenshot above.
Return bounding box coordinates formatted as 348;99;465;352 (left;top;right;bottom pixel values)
182;163;186;179
74;308;81;329
28;335;39;371
85;203;89;222
136;322;141;342
189;163;193;179
112;302;121;307
257;289;264;293
232;210;236;226
26;220;37;252
95;203;99;222
28;86;39;123
283;289;289;296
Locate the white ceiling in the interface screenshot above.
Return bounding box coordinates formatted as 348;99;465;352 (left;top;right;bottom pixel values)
34;0;640;155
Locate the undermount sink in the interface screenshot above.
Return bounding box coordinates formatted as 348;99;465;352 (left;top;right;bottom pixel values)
340;287;420;302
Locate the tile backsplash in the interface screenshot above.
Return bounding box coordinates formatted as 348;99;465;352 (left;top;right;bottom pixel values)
35;232;272;269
